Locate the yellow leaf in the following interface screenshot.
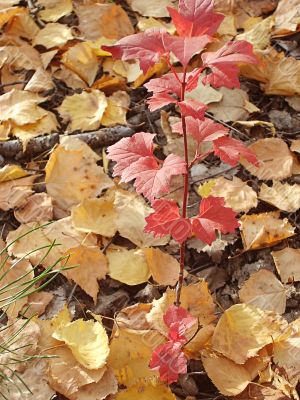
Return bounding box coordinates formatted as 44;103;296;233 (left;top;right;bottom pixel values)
71;197;117;237
5;12;40;40
271;247;300;283
53;318;109;369
14;193;53;223
202;352;251;396
209;176;258;213
75;2;134;41
37;0;72;22
127;0;175;17
63;245;108;303
239;212;295;250
239;269;286;314
62;42;98;86
212;303;287;364
107;248;151;285
101;90;130;126
0;164;28;182
143;247;180;286
24;67;54;93
236;16;274;49
115;383;176;400
0;89;47;125
86;37;116;57
0;6;25;28
32;23;73;49
137;17;176;34
92;75;127;94
259;181;300;212
197;180;216;198
57;90;107;132
234;120;276;135
45;136;113;209
241;138;294;180
133;60;168;88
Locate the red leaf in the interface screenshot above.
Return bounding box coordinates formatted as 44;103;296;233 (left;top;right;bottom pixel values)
107;131;154;176
202;41;257;89
186;68;204;91
192;196;239;244
163;34;213;66
122;154;186;201
178;99;207;120
213;136;258;166
102;29;167;74
164;305;197;336
172;116;228;144
147;93;176;111
145;74;180;111
149;341;187;384
145;199;192;243
167;0;224;37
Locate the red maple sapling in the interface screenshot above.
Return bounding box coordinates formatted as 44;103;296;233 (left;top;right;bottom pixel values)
103;0;258;384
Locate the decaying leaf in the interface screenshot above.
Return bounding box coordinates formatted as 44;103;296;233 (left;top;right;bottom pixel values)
273;0;300;36
236;16;274;50
101;90;130;126
45;136;113;210
259;181;300;212
57;90;108;132
107;247;151;285
115;383;176;399
241;138;294;180
239;269;286;314
0;175;36;211
239;212;295;250
53;318;109;369
32;23;73;49
22;291;54;317
272;247;300;283
143;247;180;286
127;0;176;17
14;193;53;223
0;164;28;181
63;246;108;303
37;0;73;22
211;303;287;364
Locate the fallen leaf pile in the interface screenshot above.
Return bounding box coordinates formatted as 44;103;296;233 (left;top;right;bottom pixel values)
1;0;300;399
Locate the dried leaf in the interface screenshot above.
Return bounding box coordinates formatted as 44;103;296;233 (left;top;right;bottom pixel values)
0;164;28;182
23;291;54;317
236;16;274;49
259;181;300;212
143;247;180;286
24;68;54;92
273;0;300;36
58;90;107;132
212;303;287;364
239;212;295;250
241;138;294;180
101;90;130;126
37;0;72;22
33;23;73;49
45;136;112;210
0;6;24;28
0;175;36;211
127;0;176;17
272;247;300;283
115;383;176;399
239;269;286;314
14;193;53;223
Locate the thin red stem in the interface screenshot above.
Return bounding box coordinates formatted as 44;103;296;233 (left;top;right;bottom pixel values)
175;67;189;307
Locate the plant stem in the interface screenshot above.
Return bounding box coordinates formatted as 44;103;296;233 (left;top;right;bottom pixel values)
175;68;189;307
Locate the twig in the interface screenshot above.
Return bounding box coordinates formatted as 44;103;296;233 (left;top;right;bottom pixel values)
0;81;28;89
27;0;45;28
205;111;251;141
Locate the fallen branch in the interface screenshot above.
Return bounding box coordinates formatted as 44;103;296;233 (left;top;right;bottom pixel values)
0;125;134;160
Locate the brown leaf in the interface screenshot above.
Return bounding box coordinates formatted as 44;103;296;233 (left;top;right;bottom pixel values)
0;175;36;211
272;247;300;283
14;193;53;223
143;247;180;286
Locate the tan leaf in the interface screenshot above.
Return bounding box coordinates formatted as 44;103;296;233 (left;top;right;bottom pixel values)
271;247;300;283
63;245;108;303
107;248;151;285
61;42;98;86
14;193;53;223
113;189;169;247
0;6;25;28
48;345;106;397
186;76;223;105
208;88;252;122
236;16;274;49
24;67;54;92
0;89;47;125
53;318;110;369
241;138;293;180
22;291;54;317
143;247;180;286
57;90;107;132
6;217;97;269
71;197;117;237
127;0;176;17
239;269;286;314
273;0;300;36
41;49;58;69
146;281;216;335
211;303;287;364
115;383;176;400
37;0;73;22
273;318;300;386
0;175;36;211
209;176;258;213
53;65;87;90
234;384;292;400
32;23;73;49
75;2;134;41
239;212;295;250
5;13;40;40
291;139;300;153
101;90;130;127
0;43;42;70
45;136;113;210
202;352;251;396
259;181;300;212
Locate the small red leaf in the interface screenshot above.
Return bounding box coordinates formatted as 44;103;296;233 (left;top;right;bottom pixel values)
213;136;258;166
172;116;228;144
122;154;186;201
202;64;240;89
147;93;176;112
145;199;192;243
102;29;167;74
192;196;239;245
107;131;154;176
164;305;197;336
178;99;207;120
145;73;182;97
149;340;188;384
167;0;224;37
